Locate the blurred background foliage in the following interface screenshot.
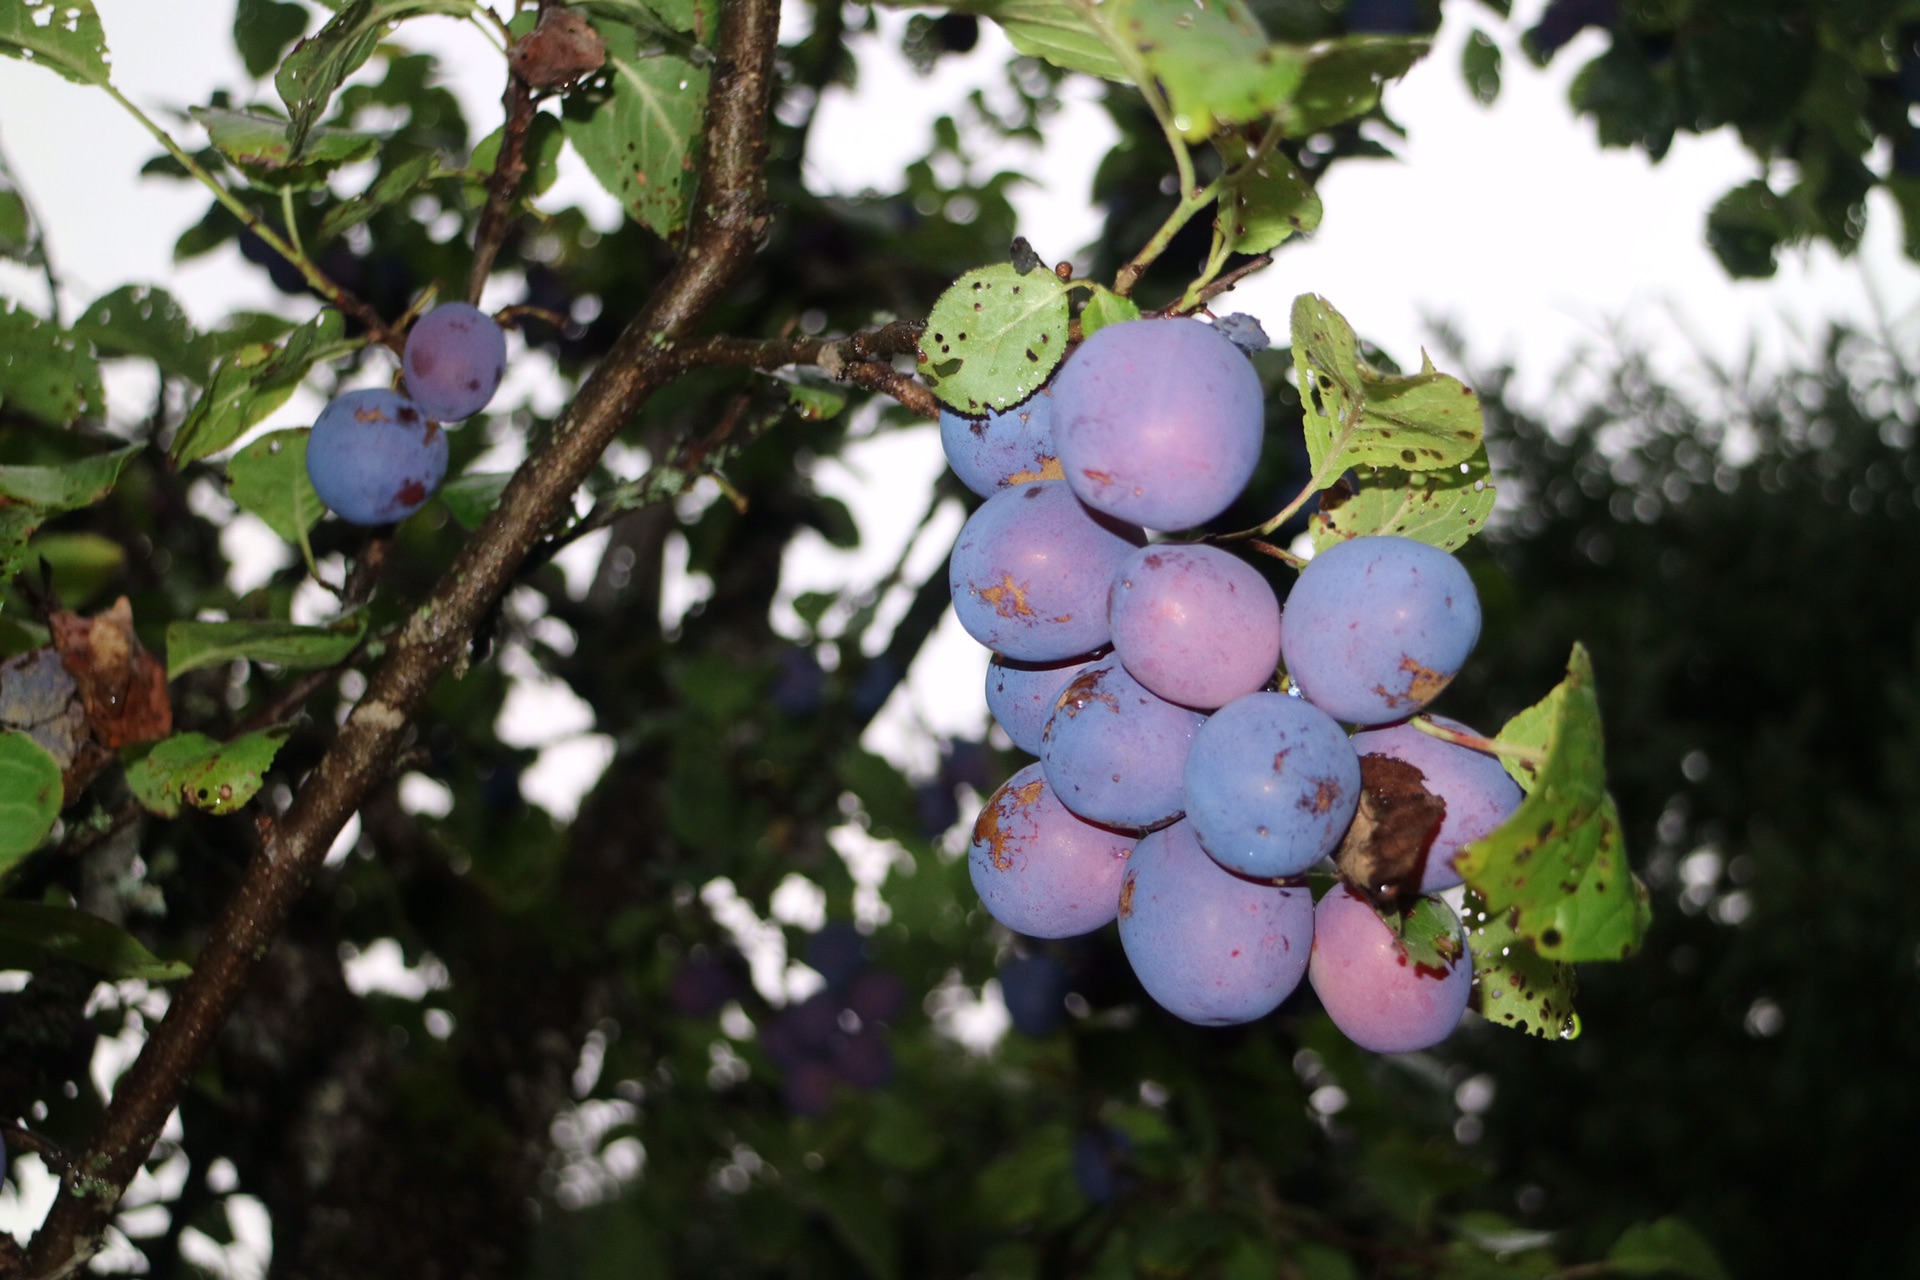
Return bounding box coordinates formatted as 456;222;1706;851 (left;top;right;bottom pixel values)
1;0;1917;1276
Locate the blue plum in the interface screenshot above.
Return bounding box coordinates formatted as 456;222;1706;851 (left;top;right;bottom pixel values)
1280;536;1481;725
305;388;448;526
940;388;1060;496
1184;691;1360;879
969;763;1135;938
1117;820;1314;1025
999;951;1070;1037
1050;318;1264;531
1040;659;1204;830
402;301;507;422
1308;885;1472;1053
986;650;1106;756
1108;543;1281;709
949;480;1143;661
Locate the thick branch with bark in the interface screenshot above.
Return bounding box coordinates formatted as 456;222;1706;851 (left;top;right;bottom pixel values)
23;0;783;1269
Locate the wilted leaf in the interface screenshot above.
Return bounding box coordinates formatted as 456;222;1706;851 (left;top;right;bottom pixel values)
49;596;171;750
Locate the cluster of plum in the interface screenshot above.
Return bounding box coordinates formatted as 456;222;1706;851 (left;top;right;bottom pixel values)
942;317;1521;1053
304;302;507;525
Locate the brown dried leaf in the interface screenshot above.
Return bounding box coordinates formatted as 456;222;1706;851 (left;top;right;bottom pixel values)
50;596;171;750
509;9;606;90
1333;754;1444;910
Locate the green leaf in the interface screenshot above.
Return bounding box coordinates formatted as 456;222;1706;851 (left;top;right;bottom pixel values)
0;138;43;265
920;263;1071;413
1607;1218;1728;1280
562;22;709;240
1218;142;1321;254
1461;28;1501;106
0;900;191;980
190;106;379;188
1114;0;1303;142
788;384;848;421
276;1;476;157
0;730;61;867
0;445;139;512
171;309;353;464
1291;294;1483;482
321;151;439;241
0;0;111;86
234;0;310;79
1706;179;1793;280
226;429;325;544
75;285;210;385
1308;448;1496;553
1461;887;1578;1039
1279;35;1428;135
124;728;290;818
165;617;365;679
0;506;40;597
1390;893;1468;972
862;1093;943;1171
1078;286;1140;337
436;470;514;530
460;114;563;209
25;531;123;606
1455;644;1652;963
0;300;106;426
941;0;1126;81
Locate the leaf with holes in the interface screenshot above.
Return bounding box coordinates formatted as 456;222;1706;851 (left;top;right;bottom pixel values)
226;429;325;544
1291;294;1482;482
0;730;62;868
562;19;709;240
1455;645;1650;963
919;264;1069;413
0;300;105;426
1462;888;1578;1039
1308;448;1495;553
1218;141;1321;255
125;728;289;818
0;0;111;86
166;617;366;680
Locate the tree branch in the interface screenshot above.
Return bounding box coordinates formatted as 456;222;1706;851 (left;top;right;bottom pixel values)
669;320;938;417
23;0;784;1268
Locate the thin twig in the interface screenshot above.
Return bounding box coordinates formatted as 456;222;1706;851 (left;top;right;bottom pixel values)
467;26;542;301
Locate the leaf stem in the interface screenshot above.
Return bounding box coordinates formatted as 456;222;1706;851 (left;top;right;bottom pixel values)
1065;0;1210;297
1410;715;1543;767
